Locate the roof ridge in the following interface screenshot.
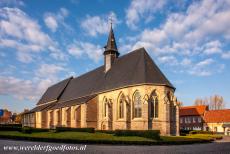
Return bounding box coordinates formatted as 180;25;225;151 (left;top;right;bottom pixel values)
180;105;208;108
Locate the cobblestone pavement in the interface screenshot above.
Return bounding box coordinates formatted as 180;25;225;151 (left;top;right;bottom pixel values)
0;139;230;154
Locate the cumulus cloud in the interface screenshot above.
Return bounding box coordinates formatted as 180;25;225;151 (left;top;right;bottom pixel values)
0;63;68;101
67;41;103;62
44;15;58;32
44;8;70;33
81;12;120;37
221;51;230;59
122;0;230;76
126;0;166;29
0;7;67;63
158;55;178;65
36;64;66;78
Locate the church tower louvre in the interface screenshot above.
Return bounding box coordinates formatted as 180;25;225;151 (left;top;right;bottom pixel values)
103;24;120;72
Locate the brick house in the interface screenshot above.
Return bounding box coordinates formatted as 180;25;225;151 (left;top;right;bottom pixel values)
179;105;208;131
0;109;12;124
22;26;179;136
204;109;230;135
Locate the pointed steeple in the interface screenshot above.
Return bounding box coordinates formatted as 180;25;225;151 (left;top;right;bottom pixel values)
103;23;120;72
104;25;119;56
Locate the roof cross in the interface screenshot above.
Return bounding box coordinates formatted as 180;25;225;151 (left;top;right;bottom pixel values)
109;16;113;27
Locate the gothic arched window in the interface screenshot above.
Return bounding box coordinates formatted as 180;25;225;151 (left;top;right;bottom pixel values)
150;91;159;118
133;91;142;118
118;93;125;119
103;97;108;117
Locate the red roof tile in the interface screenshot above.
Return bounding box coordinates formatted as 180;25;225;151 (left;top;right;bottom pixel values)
204;109;230;123
179;105;208;116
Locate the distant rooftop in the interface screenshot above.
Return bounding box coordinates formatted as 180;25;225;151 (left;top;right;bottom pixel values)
179;105;208;116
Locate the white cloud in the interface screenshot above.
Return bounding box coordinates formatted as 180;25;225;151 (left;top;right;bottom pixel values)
36;64;66;78
221;51;230;59
43;8;70;33
0;76;50;101
181;58;192;66
202;40;222;55
196;58;214;67
0;7;66;62
81;12;119;37
0;63;69;101
67;41;103;62
126;0;166;29
121;0;230;76
44;15;58;32
158;55;178;65
0;0;25;7
17;52;34;63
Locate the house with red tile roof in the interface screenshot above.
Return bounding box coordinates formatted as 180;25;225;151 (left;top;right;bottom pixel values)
203;109;230;135
179;105;208;131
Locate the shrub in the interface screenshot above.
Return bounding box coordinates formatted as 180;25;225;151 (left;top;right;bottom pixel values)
0;124;22;131
55;127;95;133
21;127;32;134
189;130;214;135
180;130;191;136
115;130;160;140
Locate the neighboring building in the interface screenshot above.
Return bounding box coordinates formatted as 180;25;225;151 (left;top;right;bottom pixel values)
23;26;179;136
204;109;230;135
0;109;12;124
179;105;208;131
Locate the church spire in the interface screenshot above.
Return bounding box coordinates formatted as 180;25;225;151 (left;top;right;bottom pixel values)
103;22;120;72
104;24;118;54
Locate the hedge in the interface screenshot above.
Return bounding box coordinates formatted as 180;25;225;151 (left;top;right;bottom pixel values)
0;124;22;131
189;130;214;135
115;130;160;140
20;127;50;134
95;130;115;134
0;124;22;127
55;127;95;133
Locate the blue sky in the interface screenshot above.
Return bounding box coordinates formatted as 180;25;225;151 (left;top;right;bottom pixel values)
0;0;230;113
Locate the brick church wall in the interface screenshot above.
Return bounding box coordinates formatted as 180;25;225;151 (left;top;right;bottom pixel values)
86;96;98;128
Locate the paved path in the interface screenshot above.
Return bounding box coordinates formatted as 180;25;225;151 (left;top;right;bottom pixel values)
215;136;230;142
0;139;230;154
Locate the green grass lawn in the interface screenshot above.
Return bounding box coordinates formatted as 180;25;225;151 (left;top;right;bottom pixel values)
161;134;222;142
0;131;221;144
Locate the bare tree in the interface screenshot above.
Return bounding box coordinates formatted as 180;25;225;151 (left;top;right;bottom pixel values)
177;101;183;107
194;98;206;106
209;95;224;110
194;95;225;110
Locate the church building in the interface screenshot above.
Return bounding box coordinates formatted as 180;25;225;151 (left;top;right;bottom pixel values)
22;26;179;136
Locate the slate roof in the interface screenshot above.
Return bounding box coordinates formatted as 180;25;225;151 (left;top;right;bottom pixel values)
35;47;174;111
179;105;208;116
26;102;56;114
37;77;73;105
204;109;230;123
57;47;174;103
50;94;97;109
